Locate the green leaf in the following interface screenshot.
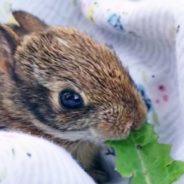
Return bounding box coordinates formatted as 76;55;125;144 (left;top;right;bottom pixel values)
106;123;184;184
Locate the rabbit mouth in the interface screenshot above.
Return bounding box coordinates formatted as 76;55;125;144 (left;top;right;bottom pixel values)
57;129;99;142
90;122;133;142
51;128;105;143
49;128;98;142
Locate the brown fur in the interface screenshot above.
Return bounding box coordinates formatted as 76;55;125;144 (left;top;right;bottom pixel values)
0;11;146;183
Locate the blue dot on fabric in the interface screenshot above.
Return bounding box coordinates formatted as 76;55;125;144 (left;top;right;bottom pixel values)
107;13;124;32
136;84;153;112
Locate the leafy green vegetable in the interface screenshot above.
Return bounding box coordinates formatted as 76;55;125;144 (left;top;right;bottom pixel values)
106;123;184;184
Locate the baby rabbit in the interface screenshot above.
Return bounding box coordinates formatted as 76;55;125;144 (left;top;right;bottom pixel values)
0;11;146;183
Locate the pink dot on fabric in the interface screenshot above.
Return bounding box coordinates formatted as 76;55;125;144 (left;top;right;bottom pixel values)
163;95;168;102
158;85;165;91
155;99;160;104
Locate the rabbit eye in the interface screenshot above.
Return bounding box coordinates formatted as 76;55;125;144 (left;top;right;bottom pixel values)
59;89;83;109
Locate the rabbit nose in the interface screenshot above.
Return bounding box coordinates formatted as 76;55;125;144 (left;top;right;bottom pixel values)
141;115;147;124
133;114;147;130
140;115;147;127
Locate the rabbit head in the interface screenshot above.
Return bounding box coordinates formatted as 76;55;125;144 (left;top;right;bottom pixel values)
0;11;146;143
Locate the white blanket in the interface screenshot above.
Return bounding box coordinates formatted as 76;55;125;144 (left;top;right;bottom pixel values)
0;131;95;184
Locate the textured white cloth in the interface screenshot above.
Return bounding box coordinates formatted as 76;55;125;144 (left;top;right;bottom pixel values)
0;131;96;184
0;0;184;183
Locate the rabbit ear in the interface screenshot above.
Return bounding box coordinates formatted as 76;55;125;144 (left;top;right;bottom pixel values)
12;11;48;33
0;25;19;74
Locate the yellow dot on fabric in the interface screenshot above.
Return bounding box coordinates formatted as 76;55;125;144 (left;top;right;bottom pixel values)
86;5;95;22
